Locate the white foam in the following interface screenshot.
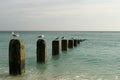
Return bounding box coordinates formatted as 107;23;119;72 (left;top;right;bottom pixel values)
75;75;80;78
81;79;89;80
115;76;118;80
97;78;102;80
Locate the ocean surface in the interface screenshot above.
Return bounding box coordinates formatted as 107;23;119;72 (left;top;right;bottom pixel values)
0;31;120;80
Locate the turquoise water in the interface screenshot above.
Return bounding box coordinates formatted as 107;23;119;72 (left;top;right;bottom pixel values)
0;31;120;80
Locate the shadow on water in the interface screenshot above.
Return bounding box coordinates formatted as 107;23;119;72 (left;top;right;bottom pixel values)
52;55;60;61
50;55;61;69
61;51;68;54
0;73;26;80
36;63;47;74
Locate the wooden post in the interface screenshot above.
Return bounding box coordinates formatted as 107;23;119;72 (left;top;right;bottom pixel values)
37;39;47;63
80;39;83;42
52;40;60;55
68;39;74;48
61;39;68;51
78;39;80;44
74;39;77;47
9;39;25;75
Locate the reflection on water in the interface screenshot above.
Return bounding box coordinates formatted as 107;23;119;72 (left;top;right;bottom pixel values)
36;63;47;74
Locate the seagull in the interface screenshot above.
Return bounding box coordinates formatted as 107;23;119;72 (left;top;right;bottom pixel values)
71;37;74;39
55;37;59;40
12;32;19;37
61;37;65;39
38;34;44;38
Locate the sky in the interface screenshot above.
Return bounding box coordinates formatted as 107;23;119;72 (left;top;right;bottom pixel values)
0;0;120;31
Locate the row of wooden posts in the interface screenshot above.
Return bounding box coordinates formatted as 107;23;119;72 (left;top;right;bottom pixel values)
9;38;86;75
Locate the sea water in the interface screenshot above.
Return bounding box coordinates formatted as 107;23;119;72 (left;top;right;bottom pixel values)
0;31;120;80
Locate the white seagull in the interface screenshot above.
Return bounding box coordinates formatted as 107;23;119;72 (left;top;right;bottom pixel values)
12;32;19;37
71;37;74;39
61;37;65;39
55;37;59;40
38;34;44;38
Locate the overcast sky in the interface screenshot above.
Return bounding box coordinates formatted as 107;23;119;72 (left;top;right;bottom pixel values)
0;0;120;31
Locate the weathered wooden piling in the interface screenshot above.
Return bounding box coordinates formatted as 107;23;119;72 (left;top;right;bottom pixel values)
37;39;47;63
52;40;60;55
78;39;80;44
80;39;87;42
9;39;25;75
68;39;74;48
74;39;77;47
79;39;83;42
61;39;68;51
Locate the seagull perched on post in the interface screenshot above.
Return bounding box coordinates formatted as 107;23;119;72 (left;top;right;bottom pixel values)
61;37;65;39
11;32;19;37
71;37;74;40
55;37;59;40
38;34;44;39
